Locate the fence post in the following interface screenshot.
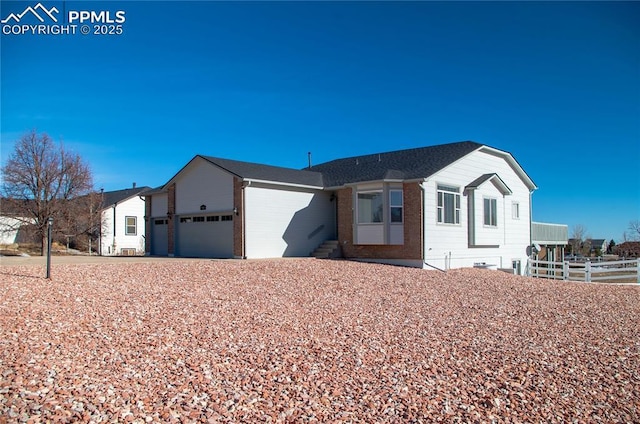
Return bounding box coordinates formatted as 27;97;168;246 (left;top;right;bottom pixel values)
585;260;591;283
563;261;569;281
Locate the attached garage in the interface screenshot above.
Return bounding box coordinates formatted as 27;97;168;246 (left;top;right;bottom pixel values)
151;218;168;256
175;214;234;258
145;154;330;259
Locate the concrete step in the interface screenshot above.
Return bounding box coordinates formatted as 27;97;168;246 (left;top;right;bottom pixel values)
311;240;341;259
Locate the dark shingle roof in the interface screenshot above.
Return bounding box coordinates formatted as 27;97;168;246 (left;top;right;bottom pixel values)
201;155;324;187
308;141;483;187
101;187;150;208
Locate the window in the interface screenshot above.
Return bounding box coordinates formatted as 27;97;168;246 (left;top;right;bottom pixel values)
154;219;167;225
512;202;520;219
193;216;205;222
437;185;460;224
125;216;137;235
206;216;219;222
484;198;497;226
221;215;233;221
180;217;192;223
390;190;403;223
358;191;383;223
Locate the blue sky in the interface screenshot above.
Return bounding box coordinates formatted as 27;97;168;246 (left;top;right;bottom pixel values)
1;1;639;242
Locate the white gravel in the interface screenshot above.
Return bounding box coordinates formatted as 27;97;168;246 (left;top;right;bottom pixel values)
1;259;638;422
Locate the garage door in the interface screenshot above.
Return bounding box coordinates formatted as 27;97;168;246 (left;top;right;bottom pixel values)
151;218;168;256
176;214;233;258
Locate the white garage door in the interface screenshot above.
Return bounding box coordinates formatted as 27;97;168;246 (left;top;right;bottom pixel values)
176;214;233;258
151;218;168;256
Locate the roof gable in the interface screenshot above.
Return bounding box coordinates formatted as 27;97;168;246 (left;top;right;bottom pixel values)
465;173;512;195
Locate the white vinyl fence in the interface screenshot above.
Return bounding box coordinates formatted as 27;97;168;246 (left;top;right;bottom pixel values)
528;258;640;283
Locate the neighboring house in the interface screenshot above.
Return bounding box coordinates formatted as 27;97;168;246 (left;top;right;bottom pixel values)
585;238;607;256
0;216;32;245
531;222;568;264
145;141;538;273
0;199;35;245
99;185;150;256
567;238;608;257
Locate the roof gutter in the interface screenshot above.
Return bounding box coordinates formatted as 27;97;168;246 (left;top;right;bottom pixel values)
242;178;323;190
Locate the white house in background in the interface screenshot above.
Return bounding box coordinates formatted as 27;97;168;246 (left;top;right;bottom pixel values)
0;216;31;245
99;185;150;256
145;141;539;273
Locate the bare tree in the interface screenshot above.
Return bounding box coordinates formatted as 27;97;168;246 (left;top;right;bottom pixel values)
59;190;108;253
625;220;640;241
1;131;94;255
570;224;588;256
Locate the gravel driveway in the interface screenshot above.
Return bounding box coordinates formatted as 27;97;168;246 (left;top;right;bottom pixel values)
1;259;638;422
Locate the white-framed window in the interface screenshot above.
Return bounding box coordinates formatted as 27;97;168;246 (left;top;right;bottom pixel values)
390;190;403;223
512;202;520;219
437;184;460;224
484;198;498;226
125;216;137;235
358;191;383;223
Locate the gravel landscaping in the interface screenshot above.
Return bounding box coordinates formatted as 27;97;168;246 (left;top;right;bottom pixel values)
1;259;638;423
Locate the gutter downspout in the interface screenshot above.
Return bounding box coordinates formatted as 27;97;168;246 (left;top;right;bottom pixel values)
419;180;444;271
528;189;533;276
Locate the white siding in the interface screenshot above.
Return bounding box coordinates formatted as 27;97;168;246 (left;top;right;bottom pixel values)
0;216;27;245
100;196;146;255
424;149;531;273
150;193;168;217
473;184;504;246
175;157;234;215
244;184;335;258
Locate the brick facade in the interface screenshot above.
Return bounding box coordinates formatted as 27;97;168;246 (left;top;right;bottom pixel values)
167;183;176;256
144;196;152;254
337;182;423;260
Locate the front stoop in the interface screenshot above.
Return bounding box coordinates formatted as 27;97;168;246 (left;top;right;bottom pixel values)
311;240;342;259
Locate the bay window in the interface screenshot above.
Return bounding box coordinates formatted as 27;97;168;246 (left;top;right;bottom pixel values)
357;191;383;223
390;190;403;223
